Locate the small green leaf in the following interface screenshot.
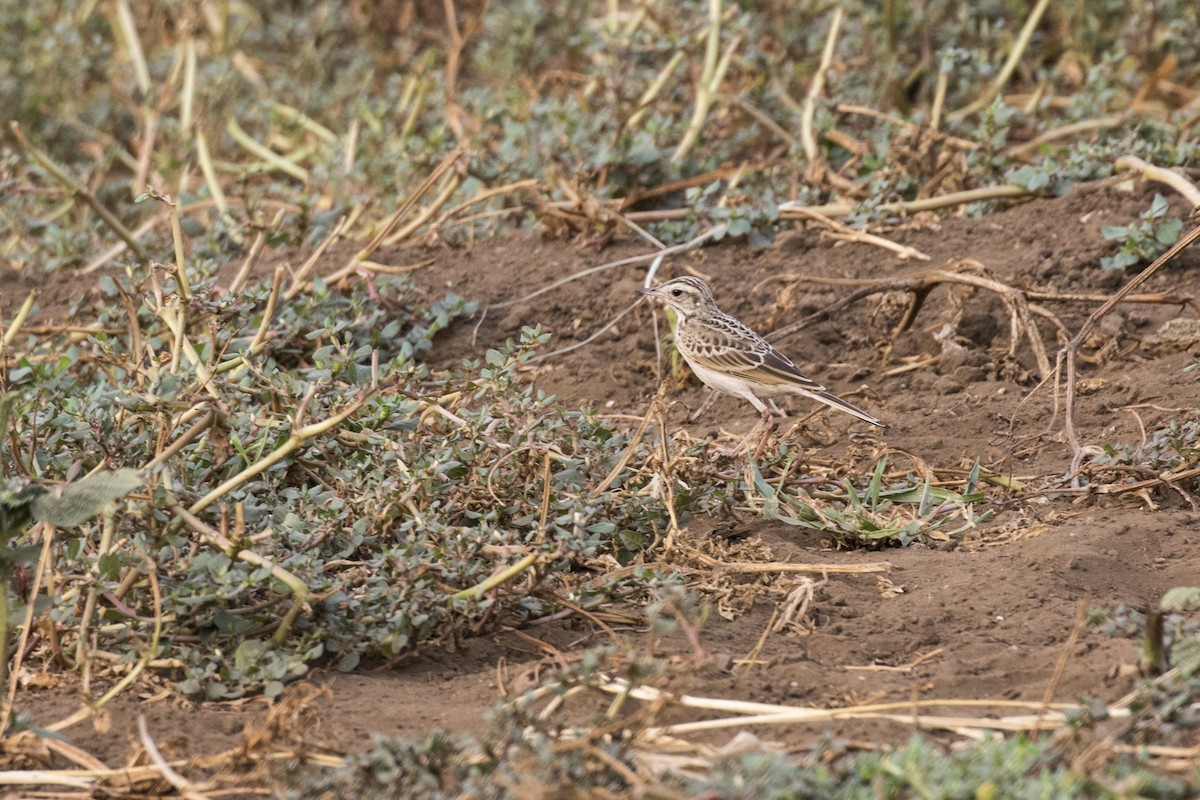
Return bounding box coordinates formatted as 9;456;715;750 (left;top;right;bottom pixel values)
1160;587;1200;612
98;552;122;581
235;639;267;671
32;469;140;528
1156;218;1182;245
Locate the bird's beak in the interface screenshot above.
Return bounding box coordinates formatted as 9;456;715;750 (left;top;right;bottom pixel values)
637;286;660;298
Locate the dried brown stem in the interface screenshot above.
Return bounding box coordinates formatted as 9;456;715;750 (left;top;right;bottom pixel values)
8;122;145;261
762;260;1055;379
1061;221;1200;484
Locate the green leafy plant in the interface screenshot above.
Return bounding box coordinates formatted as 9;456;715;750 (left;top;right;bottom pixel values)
1100;193;1184;269
745;454;991;546
0;468;139;700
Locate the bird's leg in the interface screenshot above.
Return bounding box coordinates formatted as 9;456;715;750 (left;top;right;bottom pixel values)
750;407;777;459
689;389;720;422
727;408;776;457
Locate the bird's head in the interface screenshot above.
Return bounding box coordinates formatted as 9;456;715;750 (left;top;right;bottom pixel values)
637;276;717;318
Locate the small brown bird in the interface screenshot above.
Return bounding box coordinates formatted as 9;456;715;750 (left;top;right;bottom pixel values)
638;276;886;428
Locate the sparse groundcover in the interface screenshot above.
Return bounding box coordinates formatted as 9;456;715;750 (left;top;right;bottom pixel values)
2;0;1200;797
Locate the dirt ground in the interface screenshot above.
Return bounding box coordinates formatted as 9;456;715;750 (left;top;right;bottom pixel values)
9;181;1200;773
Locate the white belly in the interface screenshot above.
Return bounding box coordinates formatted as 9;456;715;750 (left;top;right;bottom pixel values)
683;356;768;412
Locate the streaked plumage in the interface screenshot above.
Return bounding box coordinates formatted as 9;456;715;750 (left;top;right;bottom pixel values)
638;276;886;428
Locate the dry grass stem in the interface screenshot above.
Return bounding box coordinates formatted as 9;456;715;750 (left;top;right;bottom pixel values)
951;0;1052;119
800;7;843;178
1060;219;1200;483
491;225;726;311
787;206;930;261
9;122;146;260
285;217;348;299
1006;114;1130;158
762;260;1054;379
776;184;1032;221
1115;155;1200;208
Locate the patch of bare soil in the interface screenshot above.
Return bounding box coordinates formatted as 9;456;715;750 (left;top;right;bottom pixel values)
8;183;1200;771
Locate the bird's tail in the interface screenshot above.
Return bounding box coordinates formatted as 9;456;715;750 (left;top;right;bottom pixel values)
806;389;888;428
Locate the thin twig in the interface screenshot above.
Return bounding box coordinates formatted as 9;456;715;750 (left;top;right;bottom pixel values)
138;715;212;800
9;122;145;260
489;226;726;311
788;206;930;261
1061;221;1200;484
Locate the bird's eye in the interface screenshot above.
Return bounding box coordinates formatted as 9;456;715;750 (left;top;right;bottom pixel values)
670;289;683;297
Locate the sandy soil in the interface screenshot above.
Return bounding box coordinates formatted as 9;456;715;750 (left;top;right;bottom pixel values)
7;182;1200;774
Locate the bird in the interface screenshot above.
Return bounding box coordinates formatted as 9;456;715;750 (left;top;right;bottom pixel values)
637;276;886;430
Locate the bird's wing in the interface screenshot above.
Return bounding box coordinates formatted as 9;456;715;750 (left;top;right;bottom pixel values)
682;315;888;428
682;316;828;392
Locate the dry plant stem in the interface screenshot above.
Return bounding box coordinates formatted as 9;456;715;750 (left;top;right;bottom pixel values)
194;130;229;215
8;123;145;261
708;559;890;576
263;99;337;143
629;51;686;130
285;217;347;299
452;552;541;601
170;502;308;647
765;261;1054;378
90;560;163;712
113;0;151;94
226;117;308;180
777;184;1032;221
180;37;196;133
382;173;462;246
132;109;157;196
730;95;798;148
800;7;843;175
1062;222;1200;483
2;291;36;347
228;209;284;295
0;524;52;733
160;193;192;301
672;0;740;164
76;513;118;692
526;299;641;364
1025;289;1196;312
590;390;662;499
836;104;977;150
735;605;779;672
434;178;540;229
951;0;1052;119
322;149;464;288
930;70;948;130
143;409;216;470
222;266;285;376
138;715;212;800
153;293;219;397
603;679;1075;720
0;748;346;790
81;197;298;274
188;390;373;516
1115;155;1200;208
1006;114;1129;158
789;207;930;261
491;225;726;310
1036;602;1087;730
